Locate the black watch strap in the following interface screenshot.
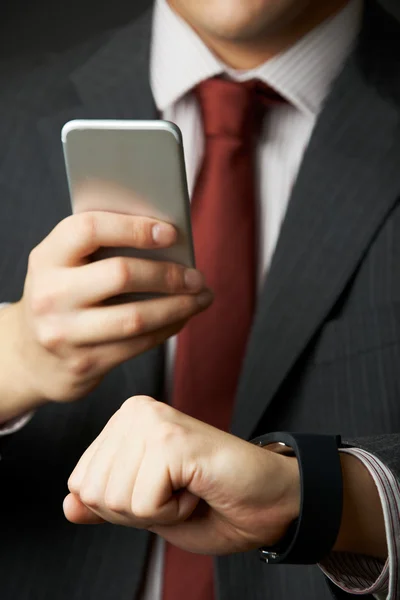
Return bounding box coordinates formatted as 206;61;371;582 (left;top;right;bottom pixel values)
251;432;343;565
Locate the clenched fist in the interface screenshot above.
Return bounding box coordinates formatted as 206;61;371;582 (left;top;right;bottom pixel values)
64;395;300;555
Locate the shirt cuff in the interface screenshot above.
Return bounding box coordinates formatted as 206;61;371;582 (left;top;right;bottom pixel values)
319;448;400;599
0;412;34;437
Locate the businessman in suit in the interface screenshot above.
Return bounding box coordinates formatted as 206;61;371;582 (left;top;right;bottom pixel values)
0;0;399;598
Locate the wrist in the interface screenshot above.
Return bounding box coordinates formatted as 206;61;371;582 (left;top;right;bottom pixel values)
261;450;300;544
0;302;47;421
275;453;301;527
254;432;343;565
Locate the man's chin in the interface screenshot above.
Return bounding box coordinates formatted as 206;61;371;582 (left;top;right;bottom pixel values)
167;0;310;46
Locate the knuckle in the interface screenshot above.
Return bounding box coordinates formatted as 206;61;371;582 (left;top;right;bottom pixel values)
130;500;153;521
56;215;80;244
66;354;94;377
30;289;56;316
80;488;99;509
76;213;98;244
122;396;168;423
67;475;79;495
104;492;127;515
122;395;153;412
150;399;170;418
58;214;75;234
35;321;65;351
110;257;132;293
156;420;187;446
131;219;152;247
164;264;184;292
119;308;144;337
27;246;42;272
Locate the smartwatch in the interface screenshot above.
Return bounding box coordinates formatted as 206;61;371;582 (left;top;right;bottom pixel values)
251;432;344;565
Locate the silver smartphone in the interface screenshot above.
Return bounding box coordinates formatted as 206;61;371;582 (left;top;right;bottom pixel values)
61;120;195;275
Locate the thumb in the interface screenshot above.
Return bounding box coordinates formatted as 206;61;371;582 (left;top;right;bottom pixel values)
63;493;105;525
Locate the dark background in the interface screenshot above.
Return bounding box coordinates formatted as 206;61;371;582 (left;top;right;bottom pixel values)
2;0;150;61
1;0;400;64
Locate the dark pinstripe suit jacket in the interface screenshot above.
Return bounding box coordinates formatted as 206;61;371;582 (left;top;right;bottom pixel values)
0;1;400;599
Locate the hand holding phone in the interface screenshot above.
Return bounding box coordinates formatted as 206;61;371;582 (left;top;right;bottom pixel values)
10;210;212;408
2;121;212;412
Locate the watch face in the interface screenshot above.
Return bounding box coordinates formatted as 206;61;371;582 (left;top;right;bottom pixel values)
263;442;295;457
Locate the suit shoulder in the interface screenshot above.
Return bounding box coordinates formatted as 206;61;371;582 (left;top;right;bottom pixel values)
0;30;111;118
0;31;113;177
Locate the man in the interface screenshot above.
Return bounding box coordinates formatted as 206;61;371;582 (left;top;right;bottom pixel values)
0;0;399;598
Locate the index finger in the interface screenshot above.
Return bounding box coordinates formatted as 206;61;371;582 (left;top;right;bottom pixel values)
41;212;177;266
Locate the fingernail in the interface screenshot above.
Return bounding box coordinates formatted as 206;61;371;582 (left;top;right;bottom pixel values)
184;269;204;291
196;290;214;308
152;223;176;246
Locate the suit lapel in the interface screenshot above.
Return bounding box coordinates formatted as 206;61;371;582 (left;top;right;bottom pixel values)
231;0;400;439
71;8;156;120
37;7;157;183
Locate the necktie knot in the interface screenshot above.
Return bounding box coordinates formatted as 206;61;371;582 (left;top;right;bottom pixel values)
194;77;285;139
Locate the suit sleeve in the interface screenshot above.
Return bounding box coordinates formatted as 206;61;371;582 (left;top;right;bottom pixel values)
319;436;400;599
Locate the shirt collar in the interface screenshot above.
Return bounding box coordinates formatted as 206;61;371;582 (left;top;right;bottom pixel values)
151;0;363;117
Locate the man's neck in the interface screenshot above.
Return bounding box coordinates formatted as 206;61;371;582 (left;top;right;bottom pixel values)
168;0;351;70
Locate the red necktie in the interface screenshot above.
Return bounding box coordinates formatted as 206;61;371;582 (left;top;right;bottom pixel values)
162;78;283;600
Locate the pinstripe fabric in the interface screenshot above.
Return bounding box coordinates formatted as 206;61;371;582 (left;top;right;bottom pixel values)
0;1;400;599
